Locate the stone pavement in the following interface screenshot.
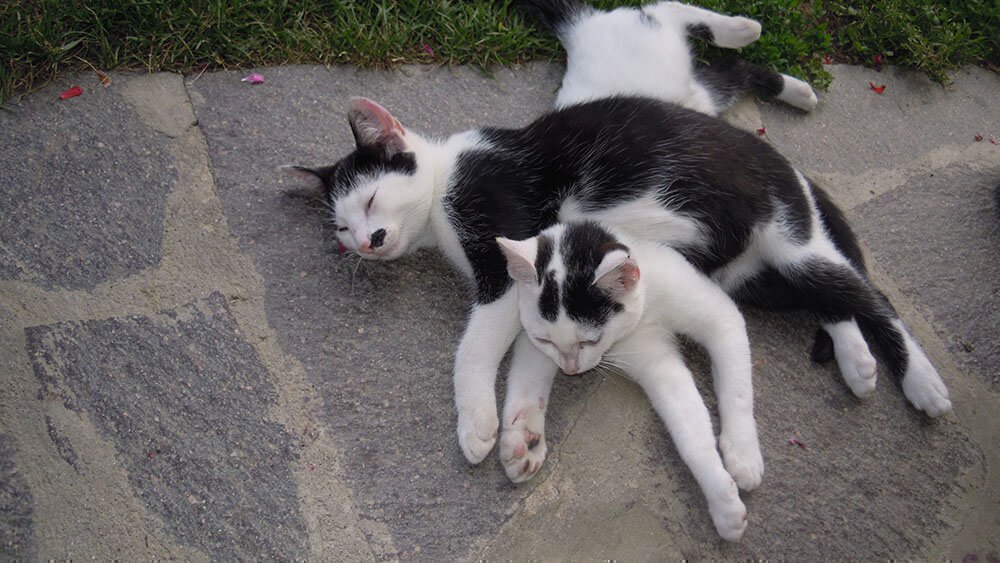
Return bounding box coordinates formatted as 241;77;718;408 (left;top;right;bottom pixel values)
1;63;997;560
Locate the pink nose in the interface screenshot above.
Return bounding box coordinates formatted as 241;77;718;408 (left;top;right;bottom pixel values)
358;241;373;253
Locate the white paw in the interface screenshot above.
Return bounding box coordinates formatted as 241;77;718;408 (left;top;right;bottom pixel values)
837;346;878;398
718;432;764;491
708;481;748;542
901;353;952;417
777;75;819;112
827;320;878;397
714;17;762;49
457;407;498;464
499;404;547;483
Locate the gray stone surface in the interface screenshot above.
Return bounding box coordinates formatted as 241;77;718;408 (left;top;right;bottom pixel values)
0;62;997;559
0;434;35;561
760;66;1000;177
0;75;177;290
853;164;1000;387
187;64;595;559
25;292;307;560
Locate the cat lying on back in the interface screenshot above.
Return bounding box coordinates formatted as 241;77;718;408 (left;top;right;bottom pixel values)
497;220;762;541
282;95;951;468
519;0;818;114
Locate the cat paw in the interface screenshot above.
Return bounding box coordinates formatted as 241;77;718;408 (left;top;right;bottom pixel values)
713;17;762;49
499;405;547;483
838;347;878;398
457;409;499;464
777;75;819;112
901;354;952;417
828;321;878;398
708;481;748;542
718;433;764;491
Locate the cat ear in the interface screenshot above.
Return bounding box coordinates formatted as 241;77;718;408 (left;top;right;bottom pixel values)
496;237;539;285
277;164;335;192
347;97;407;157
593;249;640;298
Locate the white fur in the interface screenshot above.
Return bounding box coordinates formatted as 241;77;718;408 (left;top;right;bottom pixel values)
454;290;523;463
824;320;877;397
893;319;952;416
559;194;706;250
501;225;762;541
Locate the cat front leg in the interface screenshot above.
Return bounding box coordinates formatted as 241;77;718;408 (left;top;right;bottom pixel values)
500;332;558;483
454;289;522;464
616;330;749;541
670;271;763;490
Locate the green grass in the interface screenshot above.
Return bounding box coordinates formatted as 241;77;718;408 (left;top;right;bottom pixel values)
2;0;998;101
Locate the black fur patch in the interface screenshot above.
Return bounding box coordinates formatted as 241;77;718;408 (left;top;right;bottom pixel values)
686;23;715;43
328;148;416;199
539;271;560;321
695;57;786;112
558;222;626;326
734;259;908;378
518;0;592;35
535;234;554;280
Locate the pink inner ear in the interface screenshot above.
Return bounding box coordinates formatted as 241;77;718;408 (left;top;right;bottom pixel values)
620;259;640;290
352;98;404;137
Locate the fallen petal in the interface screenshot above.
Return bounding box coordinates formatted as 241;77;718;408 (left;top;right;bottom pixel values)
873;54;884;72
756;127;766;137
868;82;886;94
991;135;998;145
823;55;833;65
788;437;809;450
96;70;111;87
974;134;984;142
59;85;83;99
422;44;434;56
241;73;265;85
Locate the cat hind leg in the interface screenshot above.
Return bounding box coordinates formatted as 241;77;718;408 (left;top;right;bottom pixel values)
696;58;817;113
647;2;761;49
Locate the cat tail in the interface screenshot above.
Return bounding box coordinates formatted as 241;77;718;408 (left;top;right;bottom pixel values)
696;57;818;112
517;0;595;37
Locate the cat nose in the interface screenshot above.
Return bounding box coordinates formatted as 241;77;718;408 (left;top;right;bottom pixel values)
370;228;387;248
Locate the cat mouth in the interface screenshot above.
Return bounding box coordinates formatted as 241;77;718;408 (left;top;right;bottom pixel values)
360;239;401;259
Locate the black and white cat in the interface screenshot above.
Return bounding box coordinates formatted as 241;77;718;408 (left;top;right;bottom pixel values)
496;220;761;541
520;0;818;115
282;95;951;467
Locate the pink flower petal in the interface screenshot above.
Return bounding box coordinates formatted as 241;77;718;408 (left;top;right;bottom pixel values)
422;44;434;56
869;82;886;94
756;127;766;137
59;85;83;100
241;73;265;85
974;134;984;142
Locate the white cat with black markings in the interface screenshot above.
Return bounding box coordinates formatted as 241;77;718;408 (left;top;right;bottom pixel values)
496;220;761;541
520;0;818;114
282;95;951;469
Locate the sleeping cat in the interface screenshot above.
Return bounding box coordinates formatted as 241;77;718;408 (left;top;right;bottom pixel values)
281;95;952;467
496;220;761;541
519;0;818;115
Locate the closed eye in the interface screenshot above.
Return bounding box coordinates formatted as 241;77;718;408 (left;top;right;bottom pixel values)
580;339;600;347
535;337;553;346
337;226;348;232
366;193;376;212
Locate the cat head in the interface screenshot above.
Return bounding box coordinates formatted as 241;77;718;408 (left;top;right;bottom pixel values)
498;221;645;375
280;98;435;260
